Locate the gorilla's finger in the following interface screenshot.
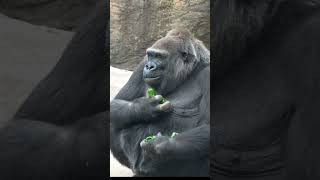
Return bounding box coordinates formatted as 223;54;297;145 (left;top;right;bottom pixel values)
140;140;147;148
140;139;156;154
154;95;163;101
158;101;171;111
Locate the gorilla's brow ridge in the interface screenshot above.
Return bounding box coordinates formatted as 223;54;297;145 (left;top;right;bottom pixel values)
146;48;169;56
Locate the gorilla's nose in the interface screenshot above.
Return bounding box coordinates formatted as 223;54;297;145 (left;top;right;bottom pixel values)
144;61;157;72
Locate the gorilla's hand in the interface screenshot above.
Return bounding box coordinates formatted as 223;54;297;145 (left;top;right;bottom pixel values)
137;133;175;174
111;95;171;130
140;132;176;159
133;95;172;121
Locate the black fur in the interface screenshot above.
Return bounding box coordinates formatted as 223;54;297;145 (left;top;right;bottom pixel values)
212;0;320;179
0;1;107;179
110;29;210;177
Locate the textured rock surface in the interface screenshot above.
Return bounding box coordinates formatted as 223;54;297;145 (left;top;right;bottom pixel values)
0;0;97;30
111;0;210;70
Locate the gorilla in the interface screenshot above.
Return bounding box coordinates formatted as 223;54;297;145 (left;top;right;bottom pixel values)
110;29;210;177
0;1;107;179
212;0;320;180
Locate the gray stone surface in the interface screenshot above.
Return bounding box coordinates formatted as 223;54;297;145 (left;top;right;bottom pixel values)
110;0;210;70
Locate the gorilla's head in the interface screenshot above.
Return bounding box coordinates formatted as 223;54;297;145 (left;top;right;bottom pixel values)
143;28;209;95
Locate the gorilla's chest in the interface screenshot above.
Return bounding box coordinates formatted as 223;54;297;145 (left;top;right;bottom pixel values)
162;79;203;131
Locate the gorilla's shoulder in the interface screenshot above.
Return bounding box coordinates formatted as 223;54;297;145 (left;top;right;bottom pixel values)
194;65;210;90
196;65;210;79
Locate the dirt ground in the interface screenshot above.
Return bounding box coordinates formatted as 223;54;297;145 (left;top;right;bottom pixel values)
110;66;134;177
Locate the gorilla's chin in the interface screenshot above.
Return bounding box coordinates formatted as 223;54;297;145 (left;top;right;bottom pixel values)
144;77;161;86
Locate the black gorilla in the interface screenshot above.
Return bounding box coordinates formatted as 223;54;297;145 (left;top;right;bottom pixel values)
110;29;210;177
212;0;320;180
0;1;107;179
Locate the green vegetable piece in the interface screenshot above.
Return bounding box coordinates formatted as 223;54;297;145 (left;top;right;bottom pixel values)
170;132;179;138
147;88;167;104
160;98;167;104
143;135;157;143
147;88;157;98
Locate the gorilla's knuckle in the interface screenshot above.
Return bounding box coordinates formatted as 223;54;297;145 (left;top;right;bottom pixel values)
154;95;163;101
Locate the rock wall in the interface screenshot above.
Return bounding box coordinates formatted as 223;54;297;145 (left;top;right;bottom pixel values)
111;0;210;70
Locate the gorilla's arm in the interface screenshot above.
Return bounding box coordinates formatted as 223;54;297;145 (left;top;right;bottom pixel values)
163;125;210;159
14;0;107;125
115;61;146;101
111;95;166;130
167;66;210;159
110;61;148;168
110;62;147;129
110;100;140;129
212;63;293;145
0;1;107;178
0;112;107;178
211;58;294;176
212;0;320;178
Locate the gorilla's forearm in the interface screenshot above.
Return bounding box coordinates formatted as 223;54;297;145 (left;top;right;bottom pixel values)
171;125;209;159
115;62;146;101
110;99;150;130
212;65;292;145
0;112;107;178
14;0;107;124
135;125;209;176
73;111;107;140
111;99;139;130
211;62;294;176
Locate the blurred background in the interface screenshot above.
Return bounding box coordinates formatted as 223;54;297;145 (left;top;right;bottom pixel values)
0;0;97;30
0;0;99;126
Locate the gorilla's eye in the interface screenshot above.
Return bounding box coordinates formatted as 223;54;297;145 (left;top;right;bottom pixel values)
147;51;164;59
155;53;163;58
146;51;153;57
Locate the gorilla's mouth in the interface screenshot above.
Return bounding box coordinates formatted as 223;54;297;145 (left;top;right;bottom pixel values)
144;76;160;84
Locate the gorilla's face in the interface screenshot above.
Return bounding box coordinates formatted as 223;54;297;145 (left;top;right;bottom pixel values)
143;32;200;94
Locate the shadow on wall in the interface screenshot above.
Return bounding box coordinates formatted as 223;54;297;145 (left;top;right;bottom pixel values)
111;0;210;70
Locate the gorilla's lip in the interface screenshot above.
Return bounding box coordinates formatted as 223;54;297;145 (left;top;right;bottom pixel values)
144;76;160;83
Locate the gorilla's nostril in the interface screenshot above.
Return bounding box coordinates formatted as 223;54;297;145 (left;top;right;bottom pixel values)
145;62;157;71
